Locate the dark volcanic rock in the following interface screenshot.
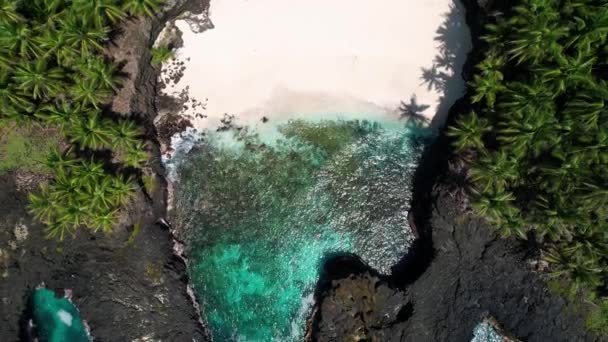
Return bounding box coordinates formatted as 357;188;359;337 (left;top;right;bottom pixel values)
312;189;596;341
401;188;595;342
0;172;205;341
0;1;209;341
312;257;411;341
311;0;598;341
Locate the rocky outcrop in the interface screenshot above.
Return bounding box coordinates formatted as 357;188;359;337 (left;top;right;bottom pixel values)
0;1;209;341
311;257;411;341
401;188;595;341
312;187;597;342
310;0;598;341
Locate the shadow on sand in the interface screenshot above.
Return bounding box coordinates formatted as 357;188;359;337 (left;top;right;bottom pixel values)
399;0;472;130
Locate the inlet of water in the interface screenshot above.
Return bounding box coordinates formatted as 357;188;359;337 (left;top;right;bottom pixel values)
158;0;472;340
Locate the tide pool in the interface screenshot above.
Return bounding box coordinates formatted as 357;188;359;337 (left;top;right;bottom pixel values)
31;288;90;342
174;118;432;341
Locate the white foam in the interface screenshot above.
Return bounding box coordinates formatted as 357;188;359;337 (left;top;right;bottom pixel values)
57;309;73;327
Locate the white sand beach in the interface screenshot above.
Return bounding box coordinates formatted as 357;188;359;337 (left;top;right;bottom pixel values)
159;0;472;131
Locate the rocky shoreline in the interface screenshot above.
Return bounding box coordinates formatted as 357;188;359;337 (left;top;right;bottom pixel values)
0;1;209;341
310;0;598;341
0;0;599;341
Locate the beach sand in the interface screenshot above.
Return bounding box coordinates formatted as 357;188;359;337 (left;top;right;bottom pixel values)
159;0;472;131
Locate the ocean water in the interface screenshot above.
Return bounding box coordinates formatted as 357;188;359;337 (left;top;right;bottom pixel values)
31;288;90;342
471;320;506;342
173;117;432;341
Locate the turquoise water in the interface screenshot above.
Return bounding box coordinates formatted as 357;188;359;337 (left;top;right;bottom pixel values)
471;320;506;342
174;118;431;341
31;288;90;342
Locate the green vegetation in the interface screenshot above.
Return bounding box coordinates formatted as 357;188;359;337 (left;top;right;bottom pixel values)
0;123;60;175
151;46;174;65
143;174;157;194
0;0;163;239
447;0;608;332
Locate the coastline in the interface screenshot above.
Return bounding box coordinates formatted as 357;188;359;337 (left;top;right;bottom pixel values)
0;0;598;341
0;0;210;340
311;0;598;341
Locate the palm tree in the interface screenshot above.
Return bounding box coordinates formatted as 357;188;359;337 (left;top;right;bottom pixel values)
563;94;605;132
499;81;555;118
87;176;115;210
44;221;74;241
109;119;143;151
88;209;118;233
498;108;559;158
51;170;83;201
13;58;64;100
564;9;608;53
507;4;568;65
0;106;34;126
0;23;41;58
75;56;121;91
43;146;76;171
55;200;89;228
581;182;608;213
0;72;35;113
121;141;149;169
474;51;506;108
35;102;80;129
531;194;583;242
24;0;67;22
28;185;57;224
110;175;136;206
73;158;106;183
471;187;518;224
60;14;109;56
69;77;113;108
0;0;24;24
534;51;597;95
65;111;112;149
35;28;78;67
469;150;519;192
446;111;491;152
72;0;126;28
122;0;165;17
482;19;512;52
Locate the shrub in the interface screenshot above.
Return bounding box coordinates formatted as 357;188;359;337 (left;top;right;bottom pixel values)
151;46;174;65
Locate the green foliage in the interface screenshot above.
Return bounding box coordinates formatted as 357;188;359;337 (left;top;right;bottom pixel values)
28;155;137;240
123;0;165;17
0;124;61;175
450;0;608;333
143;174;157;195
151;46;174;65
0;0;161;237
587;300;608;335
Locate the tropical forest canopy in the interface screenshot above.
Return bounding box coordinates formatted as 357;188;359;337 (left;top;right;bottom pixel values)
448;0;608;332
0;0;164;239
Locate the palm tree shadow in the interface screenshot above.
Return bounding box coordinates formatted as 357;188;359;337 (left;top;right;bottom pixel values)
419;0;472;129
399;95;430;125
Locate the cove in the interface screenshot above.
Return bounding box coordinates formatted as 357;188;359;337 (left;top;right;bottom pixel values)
174;118;431;340
159;0;472;340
